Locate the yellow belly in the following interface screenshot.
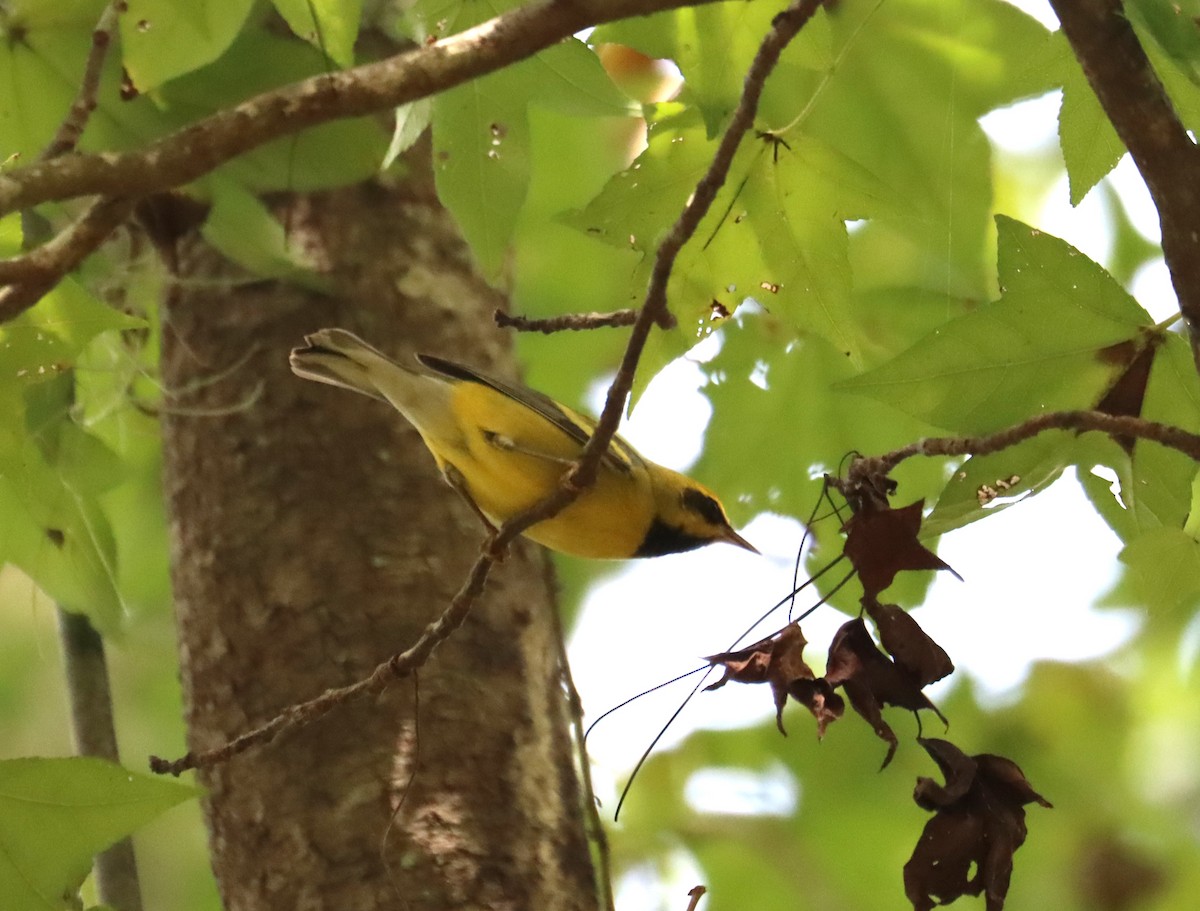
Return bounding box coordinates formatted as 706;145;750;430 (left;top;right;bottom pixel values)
425;382;655;559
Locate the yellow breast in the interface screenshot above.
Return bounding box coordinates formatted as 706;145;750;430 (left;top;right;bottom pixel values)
418;380;656;559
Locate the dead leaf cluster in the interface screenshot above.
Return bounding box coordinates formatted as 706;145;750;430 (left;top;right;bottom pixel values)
701;496;1050;910
905;738;1052;911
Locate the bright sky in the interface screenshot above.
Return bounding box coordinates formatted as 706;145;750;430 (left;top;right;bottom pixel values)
568;0;1170;840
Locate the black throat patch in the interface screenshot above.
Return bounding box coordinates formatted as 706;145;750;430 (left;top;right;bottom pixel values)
634;518;709;558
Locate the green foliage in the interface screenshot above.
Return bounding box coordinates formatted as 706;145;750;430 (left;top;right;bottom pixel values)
404;0;635;278
272;0;363;68
121;0;256;91
842;216;1148;432
0;217;148;632
0;1;385;190
0;757;197;911
202;180;331;288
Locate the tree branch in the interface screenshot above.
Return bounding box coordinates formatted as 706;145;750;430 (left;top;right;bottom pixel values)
40;1;125;161
0;196;136;321
149;0;822;776
1049;0;1200;368
494;308;638;333
0;0;723;217
847;410;1200;489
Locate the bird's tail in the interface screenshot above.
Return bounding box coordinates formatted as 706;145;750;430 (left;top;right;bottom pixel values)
288;328;404;401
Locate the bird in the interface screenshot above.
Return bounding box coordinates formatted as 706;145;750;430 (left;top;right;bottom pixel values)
289;328;757;559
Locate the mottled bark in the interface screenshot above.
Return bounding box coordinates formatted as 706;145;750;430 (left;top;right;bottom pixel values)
160;177;597;910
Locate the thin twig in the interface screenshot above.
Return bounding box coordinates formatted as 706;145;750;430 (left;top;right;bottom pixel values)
150;553;494;775
494;308;637;334
851;410;1200;484
1049;0;1200;370
149;0;822;777
548;556;615;911
41;1;125;161
641;1;825;326
571;0;825;492
685;886;707;911
0;196;136;322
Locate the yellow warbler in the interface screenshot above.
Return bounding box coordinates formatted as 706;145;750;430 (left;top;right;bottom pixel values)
289;329;756;559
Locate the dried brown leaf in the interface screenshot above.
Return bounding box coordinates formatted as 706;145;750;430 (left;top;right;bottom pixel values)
843;501;960;599
825;619;946;768
706;624;843;737
864;600;954;685
905;738;1051;911
787;677;845;738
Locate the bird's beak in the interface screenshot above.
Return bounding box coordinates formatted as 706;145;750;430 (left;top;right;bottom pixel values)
723;526;760;554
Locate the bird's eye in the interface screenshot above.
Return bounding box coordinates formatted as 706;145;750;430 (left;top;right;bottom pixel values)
681;487;726;526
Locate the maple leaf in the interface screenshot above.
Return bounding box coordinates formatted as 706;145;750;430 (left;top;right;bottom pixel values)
707;624;844;736
825;618;947;768
864;599;954;686
842;500;960;599
905;738;1051;911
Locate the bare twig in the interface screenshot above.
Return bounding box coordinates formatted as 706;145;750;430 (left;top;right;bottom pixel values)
685;886;707;911
0;196;136;322
572;0;825;493
848;410;1200;487
0;0;724;217
1049;0;1200;370
58;610;144;911
149;0;822;776
494;308;638;333
41;1;125;161
547;553;615;911
150;552;495;775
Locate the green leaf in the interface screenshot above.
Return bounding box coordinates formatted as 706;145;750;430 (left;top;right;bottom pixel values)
696;313;949;608
0;274;139;631
0;27;81;165
1057;10;1200;203
201;181;331;289
0;277;142;404
924;432;1078;536
1128;0;1200;87
0;3;190;164
432;32;633;276
383;97;431;169
0;456;124;631
783;0;1057;297
120;0;256;92
574;0;1057;377
271;0;362;69
1058;42;1124;205
1121;333;1200;530
156;27;387;193
839;217;1149;432
561;104;712;256
0;757;197;911
1100;526;1200;627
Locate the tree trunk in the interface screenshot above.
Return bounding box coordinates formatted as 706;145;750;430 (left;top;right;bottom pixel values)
160;175;598;910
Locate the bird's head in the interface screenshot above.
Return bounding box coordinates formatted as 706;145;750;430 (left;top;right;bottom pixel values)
636;468;759;558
